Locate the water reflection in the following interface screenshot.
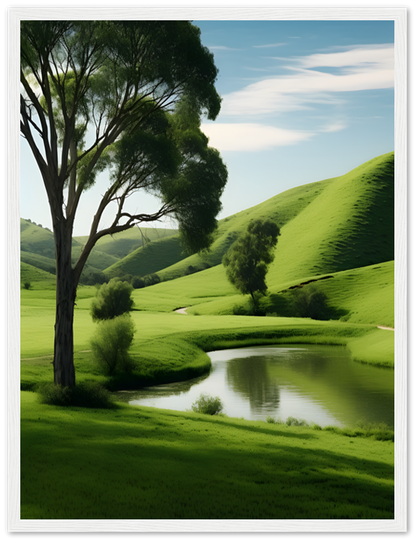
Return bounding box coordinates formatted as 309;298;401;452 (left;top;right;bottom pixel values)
114;344;394;428
226;356;280;415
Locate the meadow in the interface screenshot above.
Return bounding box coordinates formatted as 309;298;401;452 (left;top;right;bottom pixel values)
19;152;395;520
21;392;394;519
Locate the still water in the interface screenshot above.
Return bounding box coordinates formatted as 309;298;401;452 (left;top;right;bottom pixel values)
114;344;394;428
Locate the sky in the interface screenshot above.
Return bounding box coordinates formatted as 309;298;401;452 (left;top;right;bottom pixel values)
20;18;395;237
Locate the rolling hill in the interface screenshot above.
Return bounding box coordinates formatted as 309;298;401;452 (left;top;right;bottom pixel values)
21;151;394;328
129;151;394;326
20;219;179;280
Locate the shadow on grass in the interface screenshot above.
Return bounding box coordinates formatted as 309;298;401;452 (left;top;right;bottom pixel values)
21;401;394;520
264;292;350;321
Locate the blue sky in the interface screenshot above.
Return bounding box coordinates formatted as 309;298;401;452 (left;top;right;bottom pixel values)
197;20;394;221
20;19;395;236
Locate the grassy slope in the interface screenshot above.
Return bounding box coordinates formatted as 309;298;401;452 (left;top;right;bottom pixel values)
21;391;394;520
266;152;394;285
144;151;393;283
75;226;178;260
21;219;178;274
104;234;186;278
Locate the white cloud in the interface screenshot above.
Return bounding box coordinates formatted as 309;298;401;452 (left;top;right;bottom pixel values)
221;45;394;116
252;43;286;48
320;122;347;133
208;45;240;51
201;123;312;152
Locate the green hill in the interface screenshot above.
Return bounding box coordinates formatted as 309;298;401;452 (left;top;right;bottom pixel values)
131;152;394;327
74;226;178;260
153;152;393;282
266;152;394;285
21;218;179;276
21;151;394;329
104;235;187;279
20;261;56;290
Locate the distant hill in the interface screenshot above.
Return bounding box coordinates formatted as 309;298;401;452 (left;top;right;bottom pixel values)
21;151;394;320
20;219;178;281
104;235;186;279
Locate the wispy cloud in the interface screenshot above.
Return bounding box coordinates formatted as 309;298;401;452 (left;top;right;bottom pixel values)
221;44;394;116
252;43;286;48
201;123;312;152
208;45;241;51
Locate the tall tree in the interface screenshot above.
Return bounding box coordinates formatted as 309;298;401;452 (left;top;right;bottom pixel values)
20;21;227;387
223;219;280;308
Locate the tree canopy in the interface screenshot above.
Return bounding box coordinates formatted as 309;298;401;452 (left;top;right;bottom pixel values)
20;21;227;265
90;278;134;322
20;21;228;386
223;219;280;307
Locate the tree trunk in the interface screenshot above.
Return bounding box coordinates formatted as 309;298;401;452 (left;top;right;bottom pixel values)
53;220;77;387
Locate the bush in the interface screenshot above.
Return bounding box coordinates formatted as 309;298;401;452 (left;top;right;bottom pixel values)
90;314;136;375
131;276;145;289
23;282;31;290
37;381;115;408
191;393;224;415
143;273;160;287
290;285;330;320
90;278;134;321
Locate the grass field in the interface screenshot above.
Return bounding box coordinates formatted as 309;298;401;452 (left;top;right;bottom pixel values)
21;391;394;519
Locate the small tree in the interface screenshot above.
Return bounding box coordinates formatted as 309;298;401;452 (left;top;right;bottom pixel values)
90;278;134;322
290;285;330;320
90;314;136;375
223;219;280;308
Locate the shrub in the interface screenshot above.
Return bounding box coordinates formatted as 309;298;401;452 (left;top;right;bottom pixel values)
90;314;136;375
290;285;330;320
90;278;134;321
23;282;31;290
131;276;145;289
191;393;224;415
37;381;115;408
144;273;160;287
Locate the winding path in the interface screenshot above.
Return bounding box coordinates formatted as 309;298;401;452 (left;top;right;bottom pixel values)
377;326;394;331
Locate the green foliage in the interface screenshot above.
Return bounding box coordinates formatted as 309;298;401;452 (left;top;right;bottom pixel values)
23;281;31;290
191;393;224;415
90;278;134;321
290;285;331;320
90;315;136;375
37;381;115;408
223;219;280;305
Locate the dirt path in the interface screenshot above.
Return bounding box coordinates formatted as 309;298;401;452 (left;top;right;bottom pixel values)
174;307;189;315
377;326;394;331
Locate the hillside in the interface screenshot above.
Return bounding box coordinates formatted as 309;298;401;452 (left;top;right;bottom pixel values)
104;235;187;279
20;219;179;278
21;151;394;329
147;152;393;283
129;152;394;326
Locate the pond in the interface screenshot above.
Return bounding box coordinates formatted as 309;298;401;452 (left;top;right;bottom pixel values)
114;344;394;428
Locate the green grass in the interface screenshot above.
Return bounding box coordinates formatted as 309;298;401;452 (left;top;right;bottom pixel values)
104;234;186;278
21;294;393;391
21;391;394;519
75;226;178;260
